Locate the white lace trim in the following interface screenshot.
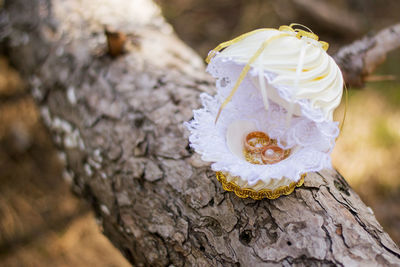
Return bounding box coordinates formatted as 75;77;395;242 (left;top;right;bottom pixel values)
185;57;339;185
207;56;330;123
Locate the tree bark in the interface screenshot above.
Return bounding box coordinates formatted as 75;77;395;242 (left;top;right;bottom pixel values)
1;0;400;266
333;23;400;87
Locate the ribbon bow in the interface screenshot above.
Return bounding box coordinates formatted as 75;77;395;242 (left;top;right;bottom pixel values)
207;23;330;123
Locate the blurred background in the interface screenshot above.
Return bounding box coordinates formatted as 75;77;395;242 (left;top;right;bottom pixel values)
0;0;399;266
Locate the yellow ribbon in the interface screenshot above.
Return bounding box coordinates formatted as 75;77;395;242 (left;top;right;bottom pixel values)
205;28;272;64
207;23;330;123
279;23;329;51
214;33;292;122
339;82;348;134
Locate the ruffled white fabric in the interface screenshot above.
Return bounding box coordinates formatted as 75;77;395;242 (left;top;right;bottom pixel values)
209;29;343;122
208;56;334;123
185;58;339;185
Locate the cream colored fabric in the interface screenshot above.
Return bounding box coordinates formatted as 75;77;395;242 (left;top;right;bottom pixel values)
213;29;343;121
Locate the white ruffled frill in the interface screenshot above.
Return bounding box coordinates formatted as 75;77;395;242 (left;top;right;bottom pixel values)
185;58;339;185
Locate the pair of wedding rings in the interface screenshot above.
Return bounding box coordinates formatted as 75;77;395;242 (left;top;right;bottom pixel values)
244;131;288;164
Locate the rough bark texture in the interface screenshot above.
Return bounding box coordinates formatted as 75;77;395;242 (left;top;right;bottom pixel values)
333;23;400;87
1;0;400;266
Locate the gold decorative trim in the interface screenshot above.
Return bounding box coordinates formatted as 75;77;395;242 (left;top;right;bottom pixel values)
216;172;305;200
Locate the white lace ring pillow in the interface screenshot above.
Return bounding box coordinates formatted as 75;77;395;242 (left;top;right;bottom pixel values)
186;25;344;200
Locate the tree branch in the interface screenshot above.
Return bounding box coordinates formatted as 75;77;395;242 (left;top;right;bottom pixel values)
1;0;400;265
291;0;363;36
334;23;400;87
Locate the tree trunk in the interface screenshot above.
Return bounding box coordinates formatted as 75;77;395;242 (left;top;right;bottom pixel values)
1;0;400;266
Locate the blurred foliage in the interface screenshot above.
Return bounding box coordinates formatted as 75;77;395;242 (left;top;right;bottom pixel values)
369;53;400;107
157;0;400;57
373;118;399;148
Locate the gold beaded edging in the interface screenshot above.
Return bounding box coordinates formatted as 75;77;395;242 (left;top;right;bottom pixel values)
216;172;305;200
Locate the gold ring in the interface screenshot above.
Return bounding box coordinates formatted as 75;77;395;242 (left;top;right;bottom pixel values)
261;145;286;164
244;131;271;153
